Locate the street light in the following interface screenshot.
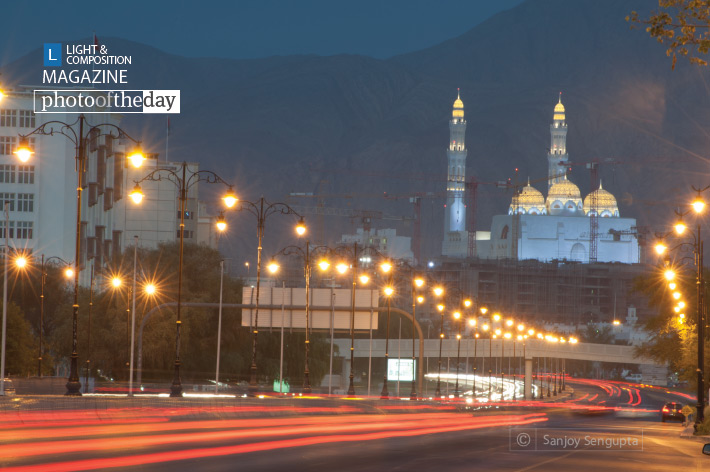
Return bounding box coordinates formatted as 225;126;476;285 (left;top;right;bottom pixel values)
16;115;144;396
267;241;320;394
453;311;462;398
434;290;445;397
109;274;132;378
381;282;395;399
131;162;234;397
38;256;73;376
469;319;479;400
234;198;305;396
411;276;425;400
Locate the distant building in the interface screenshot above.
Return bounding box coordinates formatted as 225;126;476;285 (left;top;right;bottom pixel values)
468;94;640;264
340;228;413;263
427;258;657;326
0;87;219;285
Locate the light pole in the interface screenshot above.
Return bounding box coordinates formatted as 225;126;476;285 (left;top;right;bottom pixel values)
1;203;8;396
109;275;130;380
129;163;236;397
84;263;95;394
232;198;304;396
411;277;425;400
453;311;462;398
268;241;321;394
38;255;73;377
434;287;445;398
380;268;394;399
469;319;479;400
16;115;144;396
656;194;707;427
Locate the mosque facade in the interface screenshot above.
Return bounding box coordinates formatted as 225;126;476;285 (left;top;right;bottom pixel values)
442;93;639;264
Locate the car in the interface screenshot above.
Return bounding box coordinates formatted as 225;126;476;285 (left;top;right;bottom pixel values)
703;444;710;455
661;402;684;422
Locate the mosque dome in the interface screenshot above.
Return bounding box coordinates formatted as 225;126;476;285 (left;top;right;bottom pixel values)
509;181;547;215
553;94;565;121
583;181;619;217
453;90;464;119
546;175;584;216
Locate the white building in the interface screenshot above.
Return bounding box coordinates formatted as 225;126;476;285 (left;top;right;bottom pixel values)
340;228;413;263
0;87;219;284
473;96;639;264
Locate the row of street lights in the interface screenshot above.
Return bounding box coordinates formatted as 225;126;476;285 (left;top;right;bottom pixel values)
654;189;708;428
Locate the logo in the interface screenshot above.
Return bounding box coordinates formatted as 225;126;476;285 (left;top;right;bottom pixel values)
43;43;62;67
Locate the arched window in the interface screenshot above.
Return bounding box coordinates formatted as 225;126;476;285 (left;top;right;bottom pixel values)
501;225;509;240
570;243;586;262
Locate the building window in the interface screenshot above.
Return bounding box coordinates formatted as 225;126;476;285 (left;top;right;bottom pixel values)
177;210;194;220
0;165;15;183
0;136;16;155
0;193;15;211
16;221;32;239
17;165;35;184
17;193;33;212
0;221;14;238
0;109;17;127
177;229;194;239
501;225;509;240
18;110;36;128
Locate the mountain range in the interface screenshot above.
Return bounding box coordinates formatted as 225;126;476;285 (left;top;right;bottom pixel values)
2;0;707;263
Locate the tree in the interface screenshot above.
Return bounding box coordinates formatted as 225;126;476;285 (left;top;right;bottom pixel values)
631;270;710;387
628;1;710;69
2;302;39;377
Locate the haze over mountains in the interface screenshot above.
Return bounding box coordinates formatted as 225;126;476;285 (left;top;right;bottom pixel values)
2;0;708;262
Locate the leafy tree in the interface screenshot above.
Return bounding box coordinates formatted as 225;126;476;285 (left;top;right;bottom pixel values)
578;323;615;344
2;302;38;377
628;1;710;68
631;270;710;388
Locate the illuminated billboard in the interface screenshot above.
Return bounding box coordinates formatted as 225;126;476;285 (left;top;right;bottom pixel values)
387;359;416;382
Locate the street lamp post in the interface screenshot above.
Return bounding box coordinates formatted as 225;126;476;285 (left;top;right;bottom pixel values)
453;311;462;398
16;115;144;395
233;198;304;396
84;264;95;394
434;289;445;398
130;163;236;397
38;255;72;377
268;241;320;394
410;278;425;400
381;275;394;399
656;194;707;427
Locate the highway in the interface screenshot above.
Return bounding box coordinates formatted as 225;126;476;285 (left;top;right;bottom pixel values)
0;379;707;471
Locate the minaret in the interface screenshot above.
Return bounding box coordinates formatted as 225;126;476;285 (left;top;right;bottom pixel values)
445;89;467;233
442;90;469;257
547;92;568;192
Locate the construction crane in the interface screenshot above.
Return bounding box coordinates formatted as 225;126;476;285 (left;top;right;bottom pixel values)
383;191;445;264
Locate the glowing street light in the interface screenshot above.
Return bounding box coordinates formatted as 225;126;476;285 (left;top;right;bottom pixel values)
128;184;144;204
223;187;238;208
127;147;145;168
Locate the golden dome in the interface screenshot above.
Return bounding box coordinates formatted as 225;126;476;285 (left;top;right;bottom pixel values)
453;89;464;118
546;175;584;215
583;181;619;217
548;175;580;200
510;182;546;215
553;94;565;121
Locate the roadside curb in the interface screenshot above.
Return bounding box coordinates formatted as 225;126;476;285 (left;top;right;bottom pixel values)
680;423;710;441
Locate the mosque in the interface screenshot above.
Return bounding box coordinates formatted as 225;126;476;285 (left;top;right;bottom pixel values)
441;93;640;264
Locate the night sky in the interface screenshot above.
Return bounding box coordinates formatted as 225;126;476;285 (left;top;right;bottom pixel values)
1;0;523;64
